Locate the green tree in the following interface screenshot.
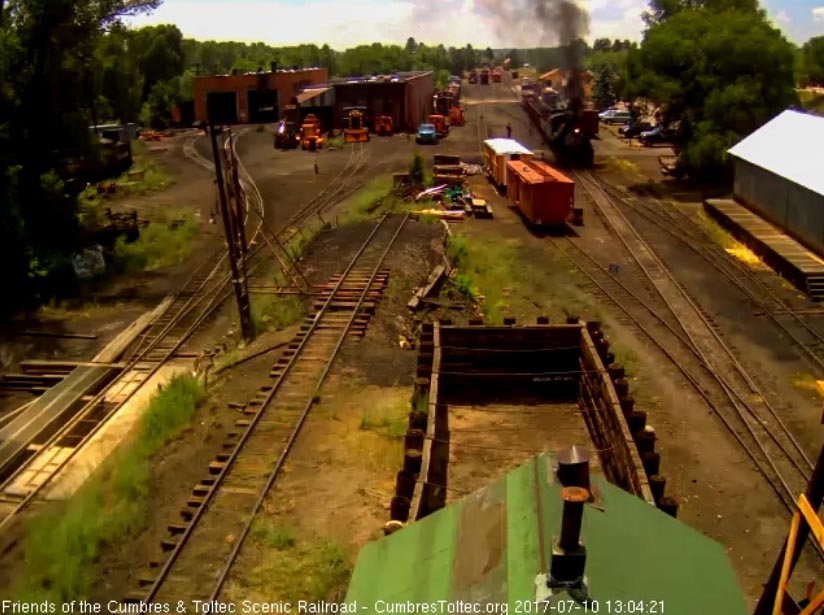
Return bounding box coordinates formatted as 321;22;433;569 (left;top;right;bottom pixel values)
508;49;523;69
628;8;796;178
801;36;824;86
592;66;616;110
405;37;417;54
643;0;761;24
408;153;425;185
484;47;494;62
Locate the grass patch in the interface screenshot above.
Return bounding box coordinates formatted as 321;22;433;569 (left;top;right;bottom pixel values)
224;534;351;603
694;212;763;267
326;134;346;149
359;404;407;439
251;294;306;334
110;212;198;274
453;272;479;301
611;346;639;375
790;372;820;393
338;176;395;222
14;374;206;601
251;518;297;550
447;233;470;268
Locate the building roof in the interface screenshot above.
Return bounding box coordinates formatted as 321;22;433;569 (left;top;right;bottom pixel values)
728;109;824;197
507;160;574;185
333;71;432;86
296;87;330;104
345;452;748;613
484;138;533;156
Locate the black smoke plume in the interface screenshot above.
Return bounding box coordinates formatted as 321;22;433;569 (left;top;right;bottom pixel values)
477;0;589;106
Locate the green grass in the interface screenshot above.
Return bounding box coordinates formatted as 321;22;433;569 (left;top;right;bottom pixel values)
611;346;639;376
326;134;346;149
444;231;593;325
790;371;819;393
338;176;395;222
359;403;407;439
251;294;306;334
798;89;824;114
14;375;206;601
110;213;199;274
251;518;297;550
225;535;351;603
414;391;429;415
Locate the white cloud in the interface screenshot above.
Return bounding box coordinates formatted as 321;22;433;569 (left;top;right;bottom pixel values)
772;9;790;24
127;0;646;48
814;7;824;22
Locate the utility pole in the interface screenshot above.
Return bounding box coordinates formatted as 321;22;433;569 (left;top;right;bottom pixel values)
754;440;824;615
208;120;253;343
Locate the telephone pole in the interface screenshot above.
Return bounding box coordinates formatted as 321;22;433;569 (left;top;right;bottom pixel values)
208;121;253;342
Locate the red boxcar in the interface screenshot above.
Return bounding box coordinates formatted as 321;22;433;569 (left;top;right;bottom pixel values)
506;160;574;226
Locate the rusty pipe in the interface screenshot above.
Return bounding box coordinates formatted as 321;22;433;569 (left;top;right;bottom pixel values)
559;486;589;551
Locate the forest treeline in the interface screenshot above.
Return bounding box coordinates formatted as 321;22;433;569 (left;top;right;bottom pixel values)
1;0;823;317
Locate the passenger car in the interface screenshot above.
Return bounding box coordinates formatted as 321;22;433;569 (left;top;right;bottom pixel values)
599;109;631;125
638;126;673;146
416;123;439;144
618;121;654;139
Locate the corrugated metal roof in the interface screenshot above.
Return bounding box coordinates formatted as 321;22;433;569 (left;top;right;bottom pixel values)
484;138;533;156
346;451;748;612
728;109;824;197
296;87;329;104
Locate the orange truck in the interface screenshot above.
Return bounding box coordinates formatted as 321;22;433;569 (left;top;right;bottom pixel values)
492;68;503;82
428;114;449;137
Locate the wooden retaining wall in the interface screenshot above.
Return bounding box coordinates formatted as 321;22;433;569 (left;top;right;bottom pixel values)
388;318;676;531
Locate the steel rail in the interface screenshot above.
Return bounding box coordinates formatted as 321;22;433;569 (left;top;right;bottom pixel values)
209;212;410;599
578;171;812;472
601;181;824;374
582;171;806;504
141;212;406;602
0;130;266;534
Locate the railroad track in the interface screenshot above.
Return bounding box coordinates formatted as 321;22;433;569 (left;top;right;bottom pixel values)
0;132;266;540
563;171;816;526
127;212;409;604
596;181;824;375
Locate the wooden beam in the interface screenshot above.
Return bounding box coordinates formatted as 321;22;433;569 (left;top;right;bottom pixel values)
773;512;802;615
797;494;824;550
799;590;824;615
755;442;824;615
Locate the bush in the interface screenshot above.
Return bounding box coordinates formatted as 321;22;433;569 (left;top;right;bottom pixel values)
408;153;425;185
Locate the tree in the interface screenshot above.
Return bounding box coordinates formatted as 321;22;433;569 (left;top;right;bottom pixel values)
801;36;824;86
593;38;612;53
508;49;523;69
644;0;761;24
408;153;425;185
484;47;494;62
629;8;796;178
405;37;417;54
592;66;616;110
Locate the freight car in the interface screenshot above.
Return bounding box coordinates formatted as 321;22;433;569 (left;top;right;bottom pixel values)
506;159;574;226
482;138;534;189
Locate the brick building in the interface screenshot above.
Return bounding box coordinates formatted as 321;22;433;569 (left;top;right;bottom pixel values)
193;66;328;124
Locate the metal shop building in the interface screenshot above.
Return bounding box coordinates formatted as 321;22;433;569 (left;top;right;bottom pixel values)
192;65;328;124
329;71;434;133
728;109;824;256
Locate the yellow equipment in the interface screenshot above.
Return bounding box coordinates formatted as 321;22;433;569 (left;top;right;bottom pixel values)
375;115;393;136
300;114;323;150
343;107;370;143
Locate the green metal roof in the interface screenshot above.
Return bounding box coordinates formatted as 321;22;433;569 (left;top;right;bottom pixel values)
345;452;748;614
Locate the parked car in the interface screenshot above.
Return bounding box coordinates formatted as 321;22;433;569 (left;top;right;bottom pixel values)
618;121;654;139
599;109;631;124
638;126;673;147
416;123;439;144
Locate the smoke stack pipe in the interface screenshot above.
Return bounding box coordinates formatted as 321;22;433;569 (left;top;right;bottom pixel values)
559;487;588;551
270;61;278;73
557;446;591;492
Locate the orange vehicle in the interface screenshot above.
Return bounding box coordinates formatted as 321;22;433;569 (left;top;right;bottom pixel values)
428;114;449;137
374;115;393;135
448;106;464;127
300;114;324;150
343;107;369;143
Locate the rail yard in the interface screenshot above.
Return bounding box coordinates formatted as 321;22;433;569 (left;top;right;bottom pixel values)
1;68;823;614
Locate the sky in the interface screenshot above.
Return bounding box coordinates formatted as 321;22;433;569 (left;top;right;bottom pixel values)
127;0;824;49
